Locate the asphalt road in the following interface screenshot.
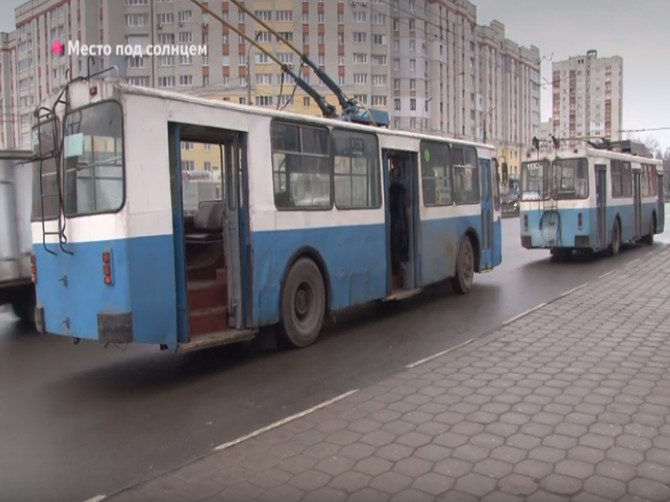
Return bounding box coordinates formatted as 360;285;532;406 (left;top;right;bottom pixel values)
1;212;669;502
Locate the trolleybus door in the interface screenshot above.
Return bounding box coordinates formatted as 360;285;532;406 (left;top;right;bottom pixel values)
633;169;642;240
595;164;608;250
479;158;494;269
223;134;246;329
658;172;666;233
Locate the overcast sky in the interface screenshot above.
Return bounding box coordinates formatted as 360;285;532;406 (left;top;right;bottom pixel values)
2;0;668;150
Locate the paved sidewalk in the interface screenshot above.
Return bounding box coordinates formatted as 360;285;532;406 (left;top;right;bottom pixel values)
109;246;670;502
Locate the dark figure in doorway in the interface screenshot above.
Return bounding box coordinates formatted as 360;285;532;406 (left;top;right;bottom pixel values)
389;157;410;276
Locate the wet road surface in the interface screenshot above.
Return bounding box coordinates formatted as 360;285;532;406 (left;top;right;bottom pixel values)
1;213;669;502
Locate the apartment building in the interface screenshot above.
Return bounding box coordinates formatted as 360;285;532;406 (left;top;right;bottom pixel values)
552;49;623;145
2;0;541;177
0;31;19;148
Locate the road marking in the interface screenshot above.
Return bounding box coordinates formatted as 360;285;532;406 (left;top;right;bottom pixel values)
559;283;589;297
502;302;547;326
405;338;475;369
629;258;640;265
212;389;359;452
82;495;106;502
599;271;615;279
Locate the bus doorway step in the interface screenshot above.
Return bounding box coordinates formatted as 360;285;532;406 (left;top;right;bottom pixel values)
177;329;256;353
383;288;422;302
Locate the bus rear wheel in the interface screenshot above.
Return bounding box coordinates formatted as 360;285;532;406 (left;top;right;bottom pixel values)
452;236;474;295
11;297;35;327
643;217;655;245
277;258;326;349
609;218;621;256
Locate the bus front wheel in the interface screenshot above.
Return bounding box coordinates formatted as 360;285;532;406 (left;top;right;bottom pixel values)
277;257;326;349
452;236;474;295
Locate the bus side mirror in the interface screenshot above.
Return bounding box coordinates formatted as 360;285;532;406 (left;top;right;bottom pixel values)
502;162;508;184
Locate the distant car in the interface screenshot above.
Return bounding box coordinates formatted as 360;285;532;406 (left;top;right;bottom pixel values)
501;190;520;217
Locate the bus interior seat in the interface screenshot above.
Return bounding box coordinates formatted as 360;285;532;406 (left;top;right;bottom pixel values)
185;200;224;243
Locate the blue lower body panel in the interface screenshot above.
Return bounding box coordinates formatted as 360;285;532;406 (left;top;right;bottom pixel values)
520;203;658;250
250;224;388;326
419;215;482;285
249;214;495;327
33;234;178;345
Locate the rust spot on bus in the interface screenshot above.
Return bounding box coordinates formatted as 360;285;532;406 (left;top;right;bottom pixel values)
441;236;456;256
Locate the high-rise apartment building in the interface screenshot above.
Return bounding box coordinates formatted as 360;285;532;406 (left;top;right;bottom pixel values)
1;0;541;178
552;50;623;144
0;31;19;148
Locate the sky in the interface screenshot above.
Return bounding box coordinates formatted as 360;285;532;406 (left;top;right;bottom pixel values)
1;0;668;151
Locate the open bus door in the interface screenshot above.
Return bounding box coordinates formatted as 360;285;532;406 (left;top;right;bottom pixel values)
383;149;421;299
479;158;494;270
595;164;608;250
658;172;665;233
633;168;642;240
169;123;253;353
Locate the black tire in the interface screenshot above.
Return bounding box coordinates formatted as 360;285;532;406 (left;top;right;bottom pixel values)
11;298;35;326
452;236;474;295
643;217;655;245
609;218;621;256
550;247;572;262
277;258;326;349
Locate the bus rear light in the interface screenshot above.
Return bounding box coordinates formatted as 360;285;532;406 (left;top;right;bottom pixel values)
578;213;583;230
523;214;528;231
30;255;36;283
102;250;113;285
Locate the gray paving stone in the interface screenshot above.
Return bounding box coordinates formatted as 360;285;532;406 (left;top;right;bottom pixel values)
595;460;637;481
412;472;454;496
473;458;513;478
627;477;670;501
389;488;435;502
583;474;627;499
369;471;413;494
646;447;670;466
513;459;553;479
636;461;670;484
257;484;304;502
301;486;347;502
414;444;451;463
453;472;497;497
540;473;582;496
615;434;653;451
452;443;490;463
328;471;372;493
352;456;393;477
433;458;473;478
481;491;524;502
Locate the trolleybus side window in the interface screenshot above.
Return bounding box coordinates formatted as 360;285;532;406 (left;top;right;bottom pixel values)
420;140;452;206
271;120;331;209
332;129;381;209
63;101;124;216
31;118;60;221
611;160;632;198
641;164;658;197
552;158;588;200
451;145;479;204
